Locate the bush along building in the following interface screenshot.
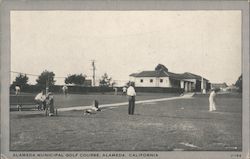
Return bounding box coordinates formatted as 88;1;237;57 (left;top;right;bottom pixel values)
129;64;210;93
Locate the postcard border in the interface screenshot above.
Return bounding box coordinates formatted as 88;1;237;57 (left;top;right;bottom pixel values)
1;1;249;159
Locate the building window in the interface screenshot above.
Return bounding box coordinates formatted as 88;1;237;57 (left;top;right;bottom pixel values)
140;79;143;83
150;79;153;83
160;79;163;83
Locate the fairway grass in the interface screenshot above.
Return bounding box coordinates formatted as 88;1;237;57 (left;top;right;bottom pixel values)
10;94;242;151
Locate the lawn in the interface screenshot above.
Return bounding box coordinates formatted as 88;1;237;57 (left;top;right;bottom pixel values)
10;92;179;109
10;93;242;151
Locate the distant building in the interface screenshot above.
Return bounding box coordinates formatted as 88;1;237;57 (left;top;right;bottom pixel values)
223;85;239;92
84;79;92;87
129;64;209;92
211;83;228;90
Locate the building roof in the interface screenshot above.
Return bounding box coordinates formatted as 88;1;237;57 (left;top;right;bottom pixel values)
130;70;208;81
130;70;168;77
167;72;184;80
129;73;139;77
129;70;184;79
181;72;208;81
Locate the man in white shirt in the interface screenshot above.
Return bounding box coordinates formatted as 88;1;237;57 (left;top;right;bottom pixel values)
209;88;219;112
15;85;20;95
127;82;136;115
114;87;118;95
34;90;46;110
122;86;127;96
62;85;68;96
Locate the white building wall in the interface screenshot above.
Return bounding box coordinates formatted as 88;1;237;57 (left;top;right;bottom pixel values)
158;77;171;87
130;75;205;92
180;81;185;89
135;77;157;87
134;77;171;87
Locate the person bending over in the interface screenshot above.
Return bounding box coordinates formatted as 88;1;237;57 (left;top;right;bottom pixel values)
34;90;46;111
83;100;101;115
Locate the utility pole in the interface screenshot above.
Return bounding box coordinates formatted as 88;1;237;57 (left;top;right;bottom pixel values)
91;60;96;87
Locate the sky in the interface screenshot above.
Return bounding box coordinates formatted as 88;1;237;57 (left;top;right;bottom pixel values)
10;11;241;85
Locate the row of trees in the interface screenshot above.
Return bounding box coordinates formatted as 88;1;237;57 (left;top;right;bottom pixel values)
11;70;114;89
11;70;243;92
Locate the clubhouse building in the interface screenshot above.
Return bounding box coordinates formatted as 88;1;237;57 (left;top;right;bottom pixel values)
129;64;210;92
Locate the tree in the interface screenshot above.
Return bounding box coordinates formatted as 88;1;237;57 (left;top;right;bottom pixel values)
99;73;112;87
126;81;135;87
235;74;242;92
65;74;86;85
112;81;116;87
11;74;29;89
155;64;168;72
36;70;56;88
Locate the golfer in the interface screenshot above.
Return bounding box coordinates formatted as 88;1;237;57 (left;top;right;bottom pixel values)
114;87;118;95
122;86;127;95
83;100;101;115
209;88;219;112
62;85;68;96
127;82;136;115
35;90;46;111
15;85;20;95
46;92;55;116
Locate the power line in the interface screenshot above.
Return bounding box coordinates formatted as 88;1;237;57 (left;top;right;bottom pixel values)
11;70;95;79
10;71;127;84
11;71;40;77
10;71;66;79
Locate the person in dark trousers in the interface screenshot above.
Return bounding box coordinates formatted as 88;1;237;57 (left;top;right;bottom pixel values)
34;90;46;111
127;82;136;115
46;92;55;116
